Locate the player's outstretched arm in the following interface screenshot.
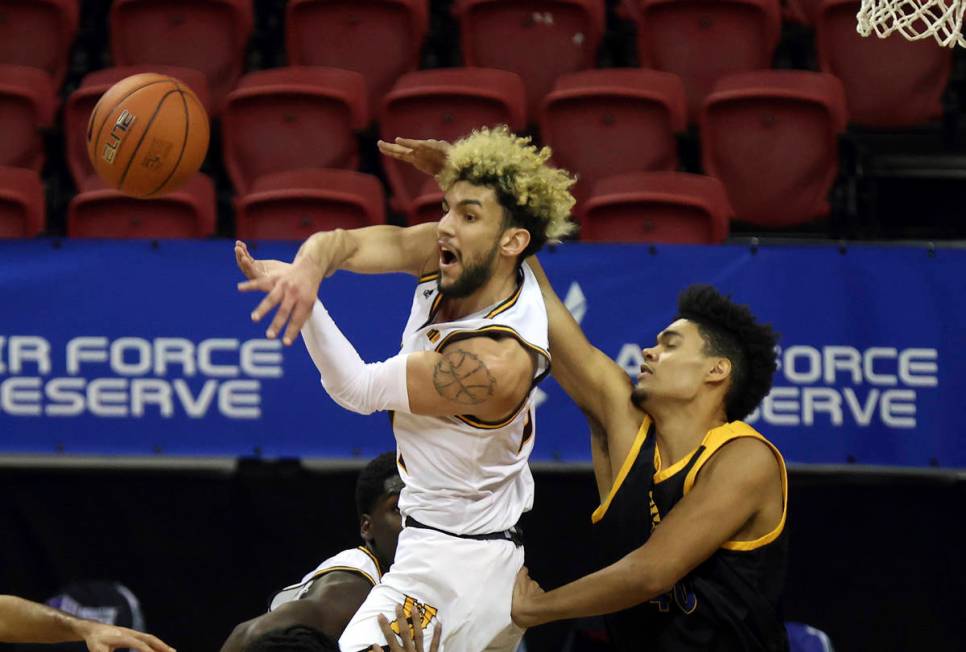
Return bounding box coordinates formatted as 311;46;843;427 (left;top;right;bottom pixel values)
220;572;372;651
238;222;439;346
510;439;781;627
0;595;174;652
300;296;532;421
528;256;645;489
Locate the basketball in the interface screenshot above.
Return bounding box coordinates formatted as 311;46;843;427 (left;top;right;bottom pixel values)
86;73;209;198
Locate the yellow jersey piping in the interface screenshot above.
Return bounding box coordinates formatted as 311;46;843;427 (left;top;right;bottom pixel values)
356;545;384;578
591;416;652;524
307;565;376;587
681;423;788;552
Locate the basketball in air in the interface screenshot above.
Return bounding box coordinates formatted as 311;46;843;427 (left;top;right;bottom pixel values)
86;73;209;198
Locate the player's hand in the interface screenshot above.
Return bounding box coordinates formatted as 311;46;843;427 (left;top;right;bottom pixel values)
369;604;441;652
237;253;324;346
234;240;292;280
377;137;451;177
511;566;544;629
80;621;175;652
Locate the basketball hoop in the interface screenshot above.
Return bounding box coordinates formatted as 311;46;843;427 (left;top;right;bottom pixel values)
857;0;966;48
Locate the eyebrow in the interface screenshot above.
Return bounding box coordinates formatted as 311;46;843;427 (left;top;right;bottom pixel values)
442;198;484;209
657;329;682;343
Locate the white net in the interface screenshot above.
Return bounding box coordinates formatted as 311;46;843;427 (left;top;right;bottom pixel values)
857;0;966;47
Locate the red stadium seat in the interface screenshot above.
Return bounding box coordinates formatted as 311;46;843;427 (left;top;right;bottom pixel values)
222;67;367;195
379;68;526;220
408;178;444;225
286;0;428;118
816;0;953;127
0;166;45;238
235;168;386;240
700;70;847;227
540;68;687;205
782;0;823;24
625;0;782;121
0;64;57;172
63;65;212;190
453;0;606;121
68;173;216;238
0;0;79;88
581;171;731;243
110;0;253;112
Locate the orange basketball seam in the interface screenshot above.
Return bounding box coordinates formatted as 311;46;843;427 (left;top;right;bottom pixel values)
90;78;171;163
117;88;180;192
143;86;191;198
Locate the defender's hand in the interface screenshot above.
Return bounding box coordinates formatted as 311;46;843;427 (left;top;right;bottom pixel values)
234;240;292;280
377;137;451;177
80;621;175;652
369;604;442;652
237;254;324;346
511;566;544;629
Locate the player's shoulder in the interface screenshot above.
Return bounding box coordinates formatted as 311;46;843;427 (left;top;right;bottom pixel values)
699;425;783;489
304;546;382;585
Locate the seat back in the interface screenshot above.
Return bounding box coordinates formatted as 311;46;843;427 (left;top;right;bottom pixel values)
0;0;79;86
222;67;367;194
816;0;952;127
0;166;45;237
540;68;686;205
582;171;730;243
701;70;846;227
454;0;605;121
632;0;782;120
68;174;216;238
380;67;526;215
286;0;428;116
0;64;56;171
236;168;386;240
110;0;253;112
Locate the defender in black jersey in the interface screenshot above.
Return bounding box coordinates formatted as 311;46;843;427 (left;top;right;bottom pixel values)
512;264;787;652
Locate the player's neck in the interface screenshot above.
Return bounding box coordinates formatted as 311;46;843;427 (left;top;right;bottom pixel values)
438;264;520;322
650;399;728;466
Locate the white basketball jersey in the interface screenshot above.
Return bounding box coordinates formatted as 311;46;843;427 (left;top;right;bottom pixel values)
393;262;550;536
269;546;383;611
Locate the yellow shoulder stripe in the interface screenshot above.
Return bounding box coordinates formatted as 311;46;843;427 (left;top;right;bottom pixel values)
485;282;524;319
592;416;651;524
682;422;788;552
308;566;377;587
418;271;440;283
356;545;384;578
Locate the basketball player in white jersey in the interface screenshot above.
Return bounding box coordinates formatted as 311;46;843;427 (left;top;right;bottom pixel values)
237;126;577;651
220;453;403;651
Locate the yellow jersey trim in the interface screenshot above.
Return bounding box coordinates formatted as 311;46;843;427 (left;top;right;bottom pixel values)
434;324;551;362
308;565;377;588
591;416;652;524
418;271;440;283
485;281;524;319
434;325;551;429
681;422;788;552
356;545;384;578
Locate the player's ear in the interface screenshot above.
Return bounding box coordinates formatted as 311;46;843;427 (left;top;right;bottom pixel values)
360;514;372;541
500;227;530;258
707;357;732;384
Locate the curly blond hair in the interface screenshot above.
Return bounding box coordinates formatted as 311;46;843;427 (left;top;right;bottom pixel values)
436;126;577;254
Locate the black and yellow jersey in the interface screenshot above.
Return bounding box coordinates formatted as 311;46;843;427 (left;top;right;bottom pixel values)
592;417;789;651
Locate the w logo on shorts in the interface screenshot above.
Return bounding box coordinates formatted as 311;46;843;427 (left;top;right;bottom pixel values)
390;595;439;638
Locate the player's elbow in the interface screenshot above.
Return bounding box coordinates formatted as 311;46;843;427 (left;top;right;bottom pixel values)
626;556;677;602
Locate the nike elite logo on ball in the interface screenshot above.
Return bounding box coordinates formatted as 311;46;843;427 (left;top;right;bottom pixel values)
102;110;136;164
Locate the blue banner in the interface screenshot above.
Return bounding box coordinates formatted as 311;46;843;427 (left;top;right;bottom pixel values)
0;240;962;467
